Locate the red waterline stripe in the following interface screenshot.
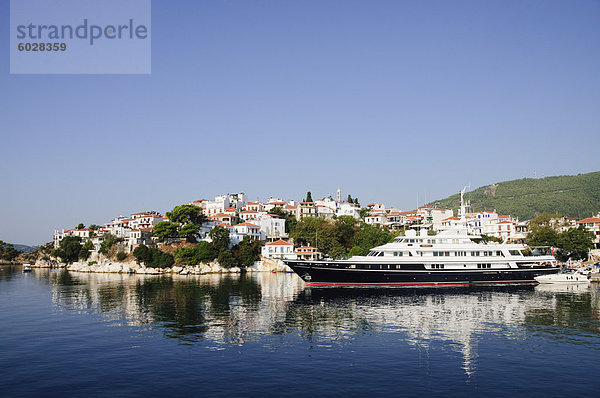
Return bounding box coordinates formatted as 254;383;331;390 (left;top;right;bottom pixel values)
306;281;536;287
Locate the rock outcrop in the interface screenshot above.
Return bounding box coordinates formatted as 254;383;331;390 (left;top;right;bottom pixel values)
30;257;290;275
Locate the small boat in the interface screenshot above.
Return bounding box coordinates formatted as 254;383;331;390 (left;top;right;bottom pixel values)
22;264;32;273
534;270;590;284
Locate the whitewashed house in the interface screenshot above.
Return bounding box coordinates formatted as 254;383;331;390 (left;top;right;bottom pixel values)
336;202;360;218
230;222;263;245
258;214;287;240
296;202;317;220
261;239;295;259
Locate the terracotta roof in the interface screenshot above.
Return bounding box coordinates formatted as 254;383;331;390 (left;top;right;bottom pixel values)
213;213;233;218
578;217;600;223
240;210;258;214
266;239;293;246
296;246;316;251
234;222;260;228
442;217;460;221
216;223;231;227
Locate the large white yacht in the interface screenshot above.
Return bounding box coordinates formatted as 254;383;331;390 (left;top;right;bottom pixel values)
285;188;559;287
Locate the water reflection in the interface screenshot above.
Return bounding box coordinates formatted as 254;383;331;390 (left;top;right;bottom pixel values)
29;270;600;374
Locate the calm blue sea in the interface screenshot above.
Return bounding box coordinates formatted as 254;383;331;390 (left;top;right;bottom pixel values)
1;266;599;397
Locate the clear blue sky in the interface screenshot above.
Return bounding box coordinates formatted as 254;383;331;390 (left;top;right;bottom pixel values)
1;0;599;245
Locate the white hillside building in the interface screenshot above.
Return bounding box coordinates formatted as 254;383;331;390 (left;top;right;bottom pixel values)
261;239;295;259
257;214;287;240
230;222;263;245
200;193;247;216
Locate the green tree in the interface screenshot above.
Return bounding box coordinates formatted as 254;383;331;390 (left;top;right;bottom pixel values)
132;244;174;268
133;245;150;263
166;204;206;225
305;191;313;202
0;241;20;262
89;224;101;230
179;224;200;242
79;240;94;261
172;241;218;265
209;226;231;252
348;245;368;257
99;234;123;254
233;236;262;267
153;221;179;242
116;251;127;261
196;241;216;263
353;198;360;205
217;249;236;268
53;236;82;264
556;226;595;261
290;217;353;259
76;223;85;230
347;194;353;203
527;226;559;247
290;216;327;247
352;224;394;255
174;247;200;265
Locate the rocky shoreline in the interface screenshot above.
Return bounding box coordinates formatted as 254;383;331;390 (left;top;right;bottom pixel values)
31;257;292;275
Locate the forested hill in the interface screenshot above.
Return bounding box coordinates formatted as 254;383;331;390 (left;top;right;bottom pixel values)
427;171;600;221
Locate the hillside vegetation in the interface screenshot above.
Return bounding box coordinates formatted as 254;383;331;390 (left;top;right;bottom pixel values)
427;171;600;221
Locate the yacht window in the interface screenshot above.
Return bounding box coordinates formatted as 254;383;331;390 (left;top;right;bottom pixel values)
378;252;384;257
471;251;480;256
509;250;520;256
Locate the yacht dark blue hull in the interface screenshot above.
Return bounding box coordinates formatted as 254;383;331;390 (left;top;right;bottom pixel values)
285;260;560;287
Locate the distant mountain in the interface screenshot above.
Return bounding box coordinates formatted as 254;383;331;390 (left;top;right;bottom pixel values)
427;171;600;221
13;244;38;253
